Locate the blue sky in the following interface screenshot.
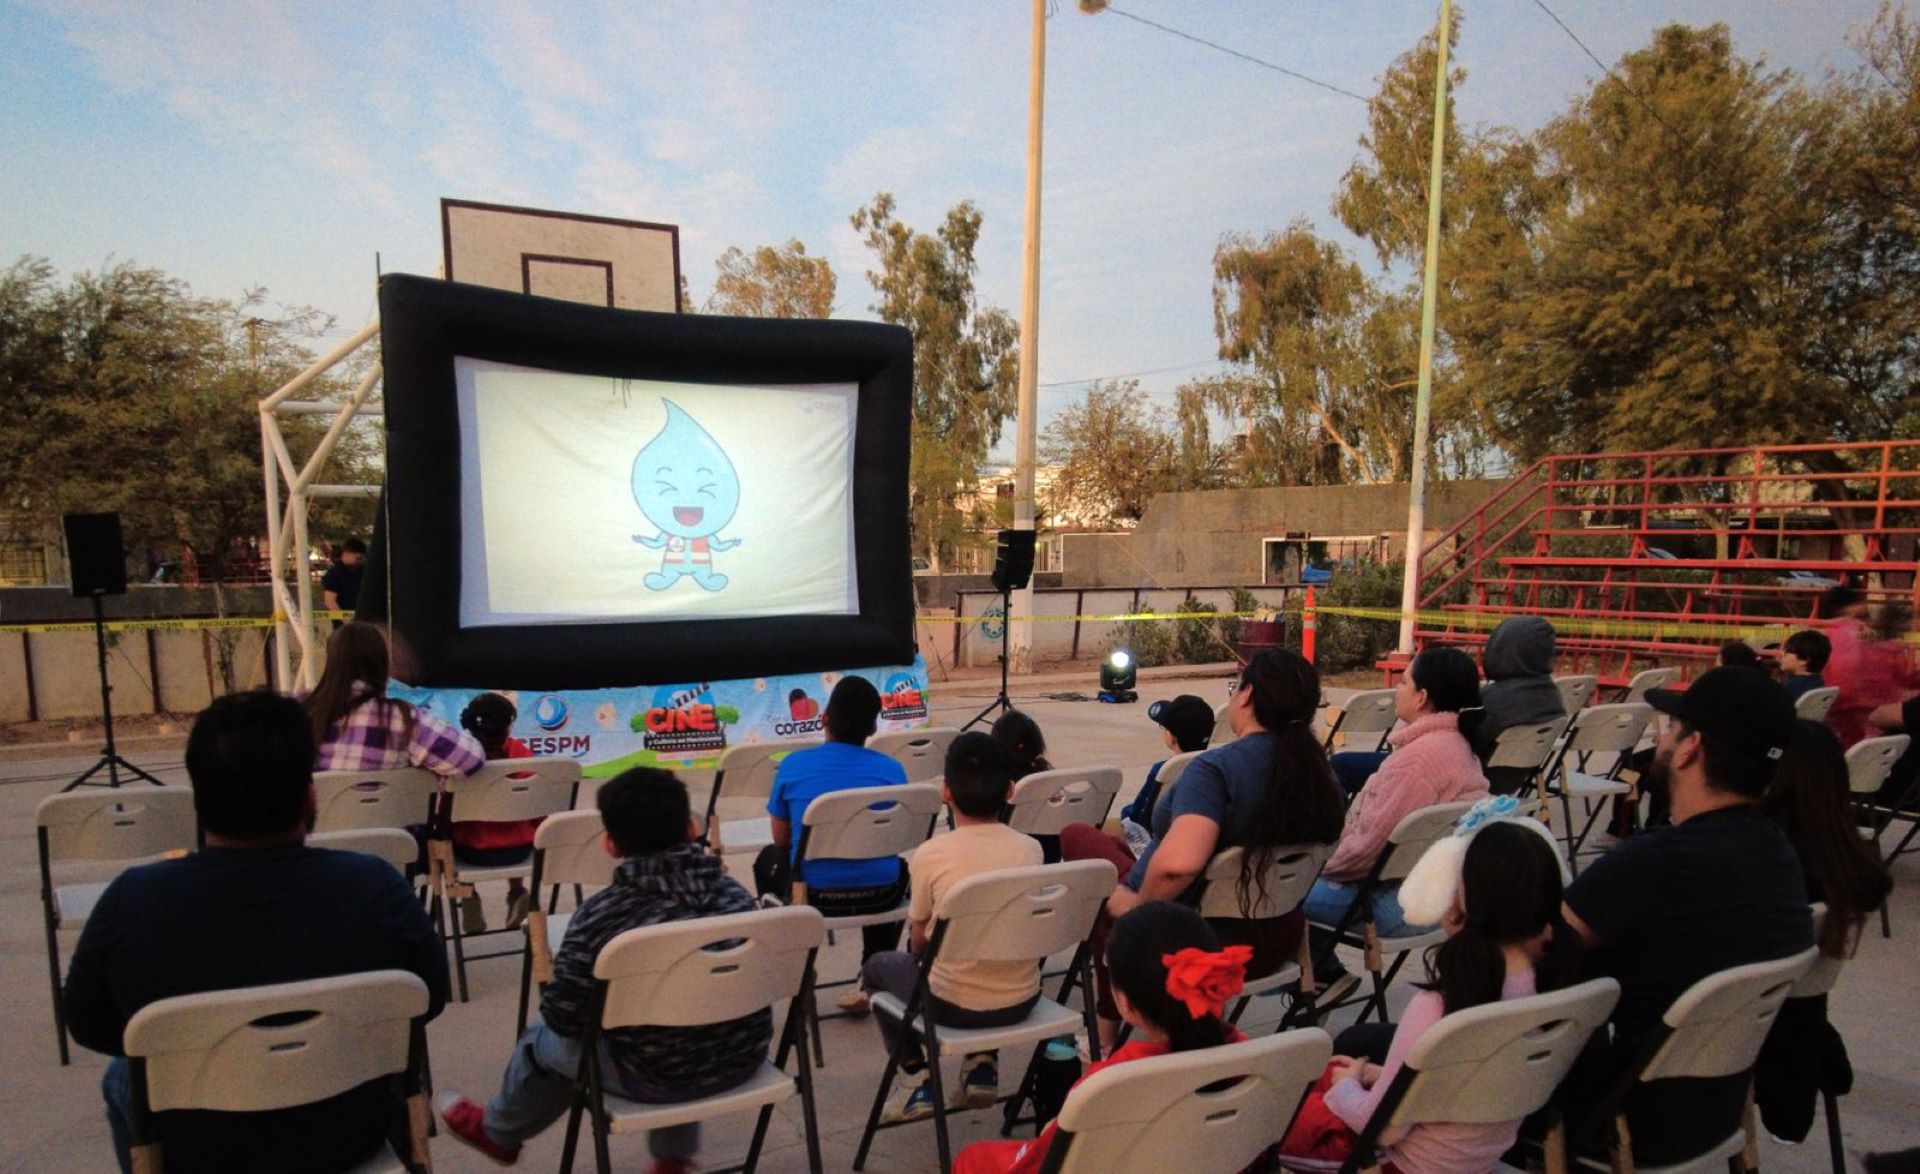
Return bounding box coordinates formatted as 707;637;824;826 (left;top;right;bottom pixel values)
0;1;1898;452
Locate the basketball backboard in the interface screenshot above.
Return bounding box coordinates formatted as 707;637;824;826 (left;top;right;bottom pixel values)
440;198;681;312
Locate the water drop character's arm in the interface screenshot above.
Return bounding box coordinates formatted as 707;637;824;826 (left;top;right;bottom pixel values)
632;532;666;548
709;535;742;551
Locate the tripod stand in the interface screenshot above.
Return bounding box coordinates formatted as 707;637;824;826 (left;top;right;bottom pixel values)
65;593;166;791
962;587;1015;731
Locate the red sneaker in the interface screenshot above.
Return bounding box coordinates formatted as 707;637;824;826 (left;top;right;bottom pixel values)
434;1092;521;1165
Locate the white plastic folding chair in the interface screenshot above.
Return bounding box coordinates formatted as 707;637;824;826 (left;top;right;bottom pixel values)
1212;702;1237;747
869;726;961;784
1004;766;1124;839
1280;978;1622;1174
1487;716;1574;797
852;860;1117;1174
308;828;418;875
1541;703;1654;872
1309;801;1477;1025
1037;1027;1334;1174
429;756;582;1001
1556;674;1599;713
1794;686;1841;723
311;767;439;833
1792;906;1850;1174
1150;750;1205;801
1322;689;1399;754
36;787;198;1065
558;905;829;1174
1844;734;1910;939
1196;843;1333;1026
516;809;622;1037
123;970;433;1174
1572;949;1818;1174
703;741;821;856
1621;667;1680;704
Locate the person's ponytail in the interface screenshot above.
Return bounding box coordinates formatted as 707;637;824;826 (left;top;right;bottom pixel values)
1234;651;1345;917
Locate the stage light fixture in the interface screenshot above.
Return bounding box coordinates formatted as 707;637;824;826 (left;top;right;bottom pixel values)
1099;648;1137;703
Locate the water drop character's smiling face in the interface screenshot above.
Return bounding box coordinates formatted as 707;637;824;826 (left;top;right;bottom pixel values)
631;400;740;539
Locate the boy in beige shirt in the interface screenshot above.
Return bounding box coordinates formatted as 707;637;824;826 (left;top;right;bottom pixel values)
862;731;1044;1121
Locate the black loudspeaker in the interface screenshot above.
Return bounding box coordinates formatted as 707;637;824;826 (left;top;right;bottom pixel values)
990;528;1037;594
63;513;128;598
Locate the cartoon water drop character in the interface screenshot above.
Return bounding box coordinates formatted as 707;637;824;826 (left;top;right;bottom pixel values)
630;400;742;591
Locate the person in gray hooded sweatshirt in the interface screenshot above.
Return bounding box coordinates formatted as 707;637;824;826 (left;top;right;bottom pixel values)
1465;616;1565;794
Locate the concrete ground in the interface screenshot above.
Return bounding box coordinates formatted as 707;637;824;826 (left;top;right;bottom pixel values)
2;669;1914;1172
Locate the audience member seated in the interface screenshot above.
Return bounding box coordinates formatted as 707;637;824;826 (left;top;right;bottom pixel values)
991;708;1059;860
1118;694;1216;855
862;732;1043;1122
1560;666;1814;1166
1302;647;1489;981
1779;629;1833;703
1719;639;1761;670
1867;690;1920;810
1281;812;1577;1173
1061;649;1344;1048
952;903;1251;1174
754;675;910;1012
302;621;484;782
1823;588;1915;747
1753;720;1892;1143
1463;616;1565;794
453;691;539;934
64;691;450;1174
436;768;770;1174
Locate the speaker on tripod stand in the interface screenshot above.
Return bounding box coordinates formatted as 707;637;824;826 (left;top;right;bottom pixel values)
964;529;1036;730
62;513;164;790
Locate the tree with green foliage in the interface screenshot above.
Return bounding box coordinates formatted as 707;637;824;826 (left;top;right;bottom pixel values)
705;238;836;318
1040;380;1177;527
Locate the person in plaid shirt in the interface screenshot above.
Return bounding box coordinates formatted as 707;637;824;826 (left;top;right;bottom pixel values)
302;623;484;778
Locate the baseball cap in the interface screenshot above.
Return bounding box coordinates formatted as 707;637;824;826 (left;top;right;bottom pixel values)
1148;694;1215;752
1643;666;1794;787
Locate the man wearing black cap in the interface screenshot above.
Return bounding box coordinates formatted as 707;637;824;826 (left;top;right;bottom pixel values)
1561;667;1814;1165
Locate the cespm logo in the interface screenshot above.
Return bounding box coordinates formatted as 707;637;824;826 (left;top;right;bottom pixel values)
533;695;570;732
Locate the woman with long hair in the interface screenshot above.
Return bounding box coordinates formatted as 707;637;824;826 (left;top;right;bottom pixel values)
989;709;1051;779
1060;648;1346;1047
1753;719;1894;1142
304;622;483;777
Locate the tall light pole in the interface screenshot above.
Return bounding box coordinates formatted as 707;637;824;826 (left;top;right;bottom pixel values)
1009;0;1048;674
1396;0;1453;654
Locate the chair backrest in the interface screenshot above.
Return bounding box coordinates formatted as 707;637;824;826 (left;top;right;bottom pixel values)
1378;801;1477;883
1211;703;1235;747
1638;949;1818;1083
1376;978;1620;1129
1330;689;1398;750
1005;766;1124;837
1153;750;1205;799
1844;735;1910;796
934;860;1115;964
798;783;944;862
1487;717;1571;772
1794;686;1840;723
531;808;619;889
595;905;826;1029
36;788;198;865
1562;703;1654;758
1555;674;1598;712
867;726;960;784
311;767;439;833
1622;667;1679;704
445;756;581;824
1197;843;1332;921
1046;1028;1334;1174
125;970;428;1113
1794;905;1844;1000
307;828;417;874
708;741;819;812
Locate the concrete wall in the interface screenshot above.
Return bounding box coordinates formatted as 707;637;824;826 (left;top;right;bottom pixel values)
1060;478;1513;588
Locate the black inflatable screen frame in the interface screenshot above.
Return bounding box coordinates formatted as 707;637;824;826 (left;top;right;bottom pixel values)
366;273;914;689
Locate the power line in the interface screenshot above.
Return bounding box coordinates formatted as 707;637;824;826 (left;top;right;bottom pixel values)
1098;5;1373;104
1526;0;1687;144
1039;359;1225;389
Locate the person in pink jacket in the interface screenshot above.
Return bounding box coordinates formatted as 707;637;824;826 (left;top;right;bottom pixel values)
1302;646;1490;941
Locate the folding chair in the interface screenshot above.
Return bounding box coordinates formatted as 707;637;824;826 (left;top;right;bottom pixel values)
851;860;1116;1174
1307;801;1477;1026
1555;674;1599;713
428;756;581;1001
1151;750;1204;800
1540;703;1654;872
1212;702;1236;747
1621;667;1679;704
308;828;419;875
1036;1027;1334;1174
1793;686;1840;724
1571;949;1817;1174
869;726;962;784
703;741;821;857
558;905;829;1174
1792;904;1851;1174
311;767;439;833
1487;716;1574;797
1195;843;1333;1027
36;787;199;1065
1005;766;1124;839
517;809;621;1037
1321;689;1398;754
1282;978;1622;1174
123;970;433;1174
1844;733;1910;939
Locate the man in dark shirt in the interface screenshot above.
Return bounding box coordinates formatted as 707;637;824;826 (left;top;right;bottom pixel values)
1563;667;1813;1165
321;537;365;612
64;690;448;1174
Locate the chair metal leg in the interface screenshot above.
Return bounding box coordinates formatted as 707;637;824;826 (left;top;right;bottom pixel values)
516;942;535;1040
1823;1090;1844;1174
926;1040;954;1174
558;1088;585;1174
447;879;472;1003
43;901;69;1065
851;1030;904;1171
795;990;824;1174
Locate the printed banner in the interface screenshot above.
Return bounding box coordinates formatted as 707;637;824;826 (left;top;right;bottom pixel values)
390;656;931;777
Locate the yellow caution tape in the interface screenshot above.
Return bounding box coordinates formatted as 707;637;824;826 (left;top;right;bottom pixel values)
0;610;355;636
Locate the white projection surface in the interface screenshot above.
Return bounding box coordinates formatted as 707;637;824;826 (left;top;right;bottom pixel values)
456;358;859;627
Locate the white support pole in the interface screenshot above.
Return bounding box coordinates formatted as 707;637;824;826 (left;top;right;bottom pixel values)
260;410;292;689
1009;0;1047;675
260;321;380;410
294;362;381;493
